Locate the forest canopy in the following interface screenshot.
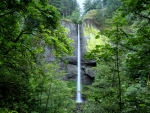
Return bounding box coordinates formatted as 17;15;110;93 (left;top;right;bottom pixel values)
83;0;150;112
0;0;150;112
0;0;73;112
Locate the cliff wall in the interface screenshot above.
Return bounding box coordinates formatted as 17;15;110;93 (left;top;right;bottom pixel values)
43;20;98;85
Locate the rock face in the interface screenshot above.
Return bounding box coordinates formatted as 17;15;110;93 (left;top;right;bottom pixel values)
43;45;55;62
60;20;96;85
63;56;96;85
43;20;96;85
61;21;78;56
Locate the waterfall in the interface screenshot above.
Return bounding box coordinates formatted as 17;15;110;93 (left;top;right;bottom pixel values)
76;24;83;103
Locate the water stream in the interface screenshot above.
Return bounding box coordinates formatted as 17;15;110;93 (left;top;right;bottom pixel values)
76;24;83;103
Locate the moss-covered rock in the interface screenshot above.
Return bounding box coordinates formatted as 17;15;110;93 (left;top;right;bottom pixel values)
83;23;107;52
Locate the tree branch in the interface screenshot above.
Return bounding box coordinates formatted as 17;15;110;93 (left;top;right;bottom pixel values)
0;10;18;18
0;23;12;36
4;30;24;55
0;81;15;84
135;12;150;23
119;43;138;52
13;30;24;43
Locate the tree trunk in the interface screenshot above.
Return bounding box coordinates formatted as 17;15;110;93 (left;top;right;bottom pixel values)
116;26;122;111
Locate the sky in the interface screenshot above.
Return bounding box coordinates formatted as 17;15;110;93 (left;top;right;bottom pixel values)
77;0;85;12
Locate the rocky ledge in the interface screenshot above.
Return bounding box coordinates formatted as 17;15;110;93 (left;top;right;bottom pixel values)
63;57;96;85
65;56;96;66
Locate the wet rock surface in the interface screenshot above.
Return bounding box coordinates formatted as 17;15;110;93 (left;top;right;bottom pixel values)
44;20;96;85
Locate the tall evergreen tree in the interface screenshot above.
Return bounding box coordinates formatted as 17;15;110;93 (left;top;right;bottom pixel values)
49;0;78;18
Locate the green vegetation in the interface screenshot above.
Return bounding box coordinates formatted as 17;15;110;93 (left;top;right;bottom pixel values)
83;10;97;20
1;0;150;112
84;24;107;51
83;0;150;112
49;0;81;24
83;0;122;27
0;0;74;112
48;0;78;18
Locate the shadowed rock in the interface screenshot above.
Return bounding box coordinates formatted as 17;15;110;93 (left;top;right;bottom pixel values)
63;56;96;85
44;20;97;85
65;57;96;66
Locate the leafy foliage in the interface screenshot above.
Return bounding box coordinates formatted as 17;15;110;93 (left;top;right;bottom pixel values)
1;0;150;112
83;0;122;27
30;63;75;113
83;0;150;112
0;0;74;112
69;8;81;24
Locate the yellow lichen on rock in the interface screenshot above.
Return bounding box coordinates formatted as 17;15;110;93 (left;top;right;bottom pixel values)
84;24;107;52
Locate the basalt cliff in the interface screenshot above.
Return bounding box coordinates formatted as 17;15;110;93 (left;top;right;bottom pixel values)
44;19;99;85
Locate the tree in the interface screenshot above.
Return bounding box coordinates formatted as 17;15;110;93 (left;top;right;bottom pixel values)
0;0;73;112
69;8;81;24
106;0;122;17
121;0;150;80
83;0;94;14
82;0;122;27
49;0;78;18
83;0;150;112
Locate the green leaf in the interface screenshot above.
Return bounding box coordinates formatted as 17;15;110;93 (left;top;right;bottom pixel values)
95;35;100;39
139;104;146;107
